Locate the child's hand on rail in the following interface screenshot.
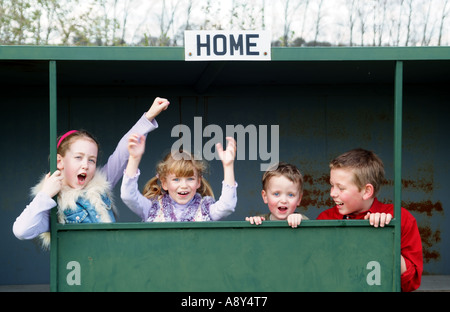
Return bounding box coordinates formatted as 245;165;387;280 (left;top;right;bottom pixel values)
287;213;303;228
246;216;265;225
364;212;393;227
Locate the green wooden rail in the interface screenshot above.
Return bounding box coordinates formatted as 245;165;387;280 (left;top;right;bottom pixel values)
55;221;397;292
1;45;449;61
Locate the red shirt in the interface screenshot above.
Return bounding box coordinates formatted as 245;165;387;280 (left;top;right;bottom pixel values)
317;198;423;292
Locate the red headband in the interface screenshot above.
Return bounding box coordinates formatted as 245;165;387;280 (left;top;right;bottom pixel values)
57;130;78;148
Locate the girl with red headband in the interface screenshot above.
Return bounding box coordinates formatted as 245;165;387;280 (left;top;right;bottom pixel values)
13;97;170;249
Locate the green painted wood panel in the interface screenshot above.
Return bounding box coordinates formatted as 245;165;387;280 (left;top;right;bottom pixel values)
55;221;396;292
1;46;449;61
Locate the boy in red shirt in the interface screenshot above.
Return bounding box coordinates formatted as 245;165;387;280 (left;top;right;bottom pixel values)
317;148;423;292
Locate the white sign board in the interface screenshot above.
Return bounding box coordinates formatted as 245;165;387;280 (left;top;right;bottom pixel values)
184;30;271;61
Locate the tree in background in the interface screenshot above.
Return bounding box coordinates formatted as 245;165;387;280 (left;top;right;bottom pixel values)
0;0;448;46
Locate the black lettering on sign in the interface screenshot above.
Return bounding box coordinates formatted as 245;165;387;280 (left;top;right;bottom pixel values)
196;34;260;56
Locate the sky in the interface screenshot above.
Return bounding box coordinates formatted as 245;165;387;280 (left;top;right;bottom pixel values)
117;0;449;46
63;0;449;47
122;0;344;44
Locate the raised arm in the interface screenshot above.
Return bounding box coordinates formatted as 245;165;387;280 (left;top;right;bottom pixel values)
120;169;154;221
125;134;146;178
209;137;238;221
101;97;170;187
215;137;236;187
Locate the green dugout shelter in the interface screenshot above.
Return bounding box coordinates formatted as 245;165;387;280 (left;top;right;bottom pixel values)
1;45;449;291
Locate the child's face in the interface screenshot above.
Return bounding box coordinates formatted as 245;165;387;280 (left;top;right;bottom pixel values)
57;138;98;190
161;171;202;205
329;168;367;216
261;175;302;221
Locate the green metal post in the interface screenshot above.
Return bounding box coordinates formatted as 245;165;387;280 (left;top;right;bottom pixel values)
49;61;58;292
394;60;403;292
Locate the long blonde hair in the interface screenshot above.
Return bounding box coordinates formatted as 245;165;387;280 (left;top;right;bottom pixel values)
143;150;214;200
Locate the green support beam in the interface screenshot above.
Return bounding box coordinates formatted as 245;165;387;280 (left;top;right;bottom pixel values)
49;60;58;292
394;60;403;291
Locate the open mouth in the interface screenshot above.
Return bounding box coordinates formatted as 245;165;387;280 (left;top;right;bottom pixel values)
278;206;288;213
335;201;344;207
78;173;87;185
178;191;189;196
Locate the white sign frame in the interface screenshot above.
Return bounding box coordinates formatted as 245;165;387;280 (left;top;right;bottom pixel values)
184;30;271;61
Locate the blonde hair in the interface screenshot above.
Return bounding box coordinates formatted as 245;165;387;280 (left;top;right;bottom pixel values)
56;130;99;157
143;150;214;199
329;148;385;196
262;162;304;195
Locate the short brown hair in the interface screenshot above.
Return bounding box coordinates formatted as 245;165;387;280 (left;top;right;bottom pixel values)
329;148;385;196
262;162;304;195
